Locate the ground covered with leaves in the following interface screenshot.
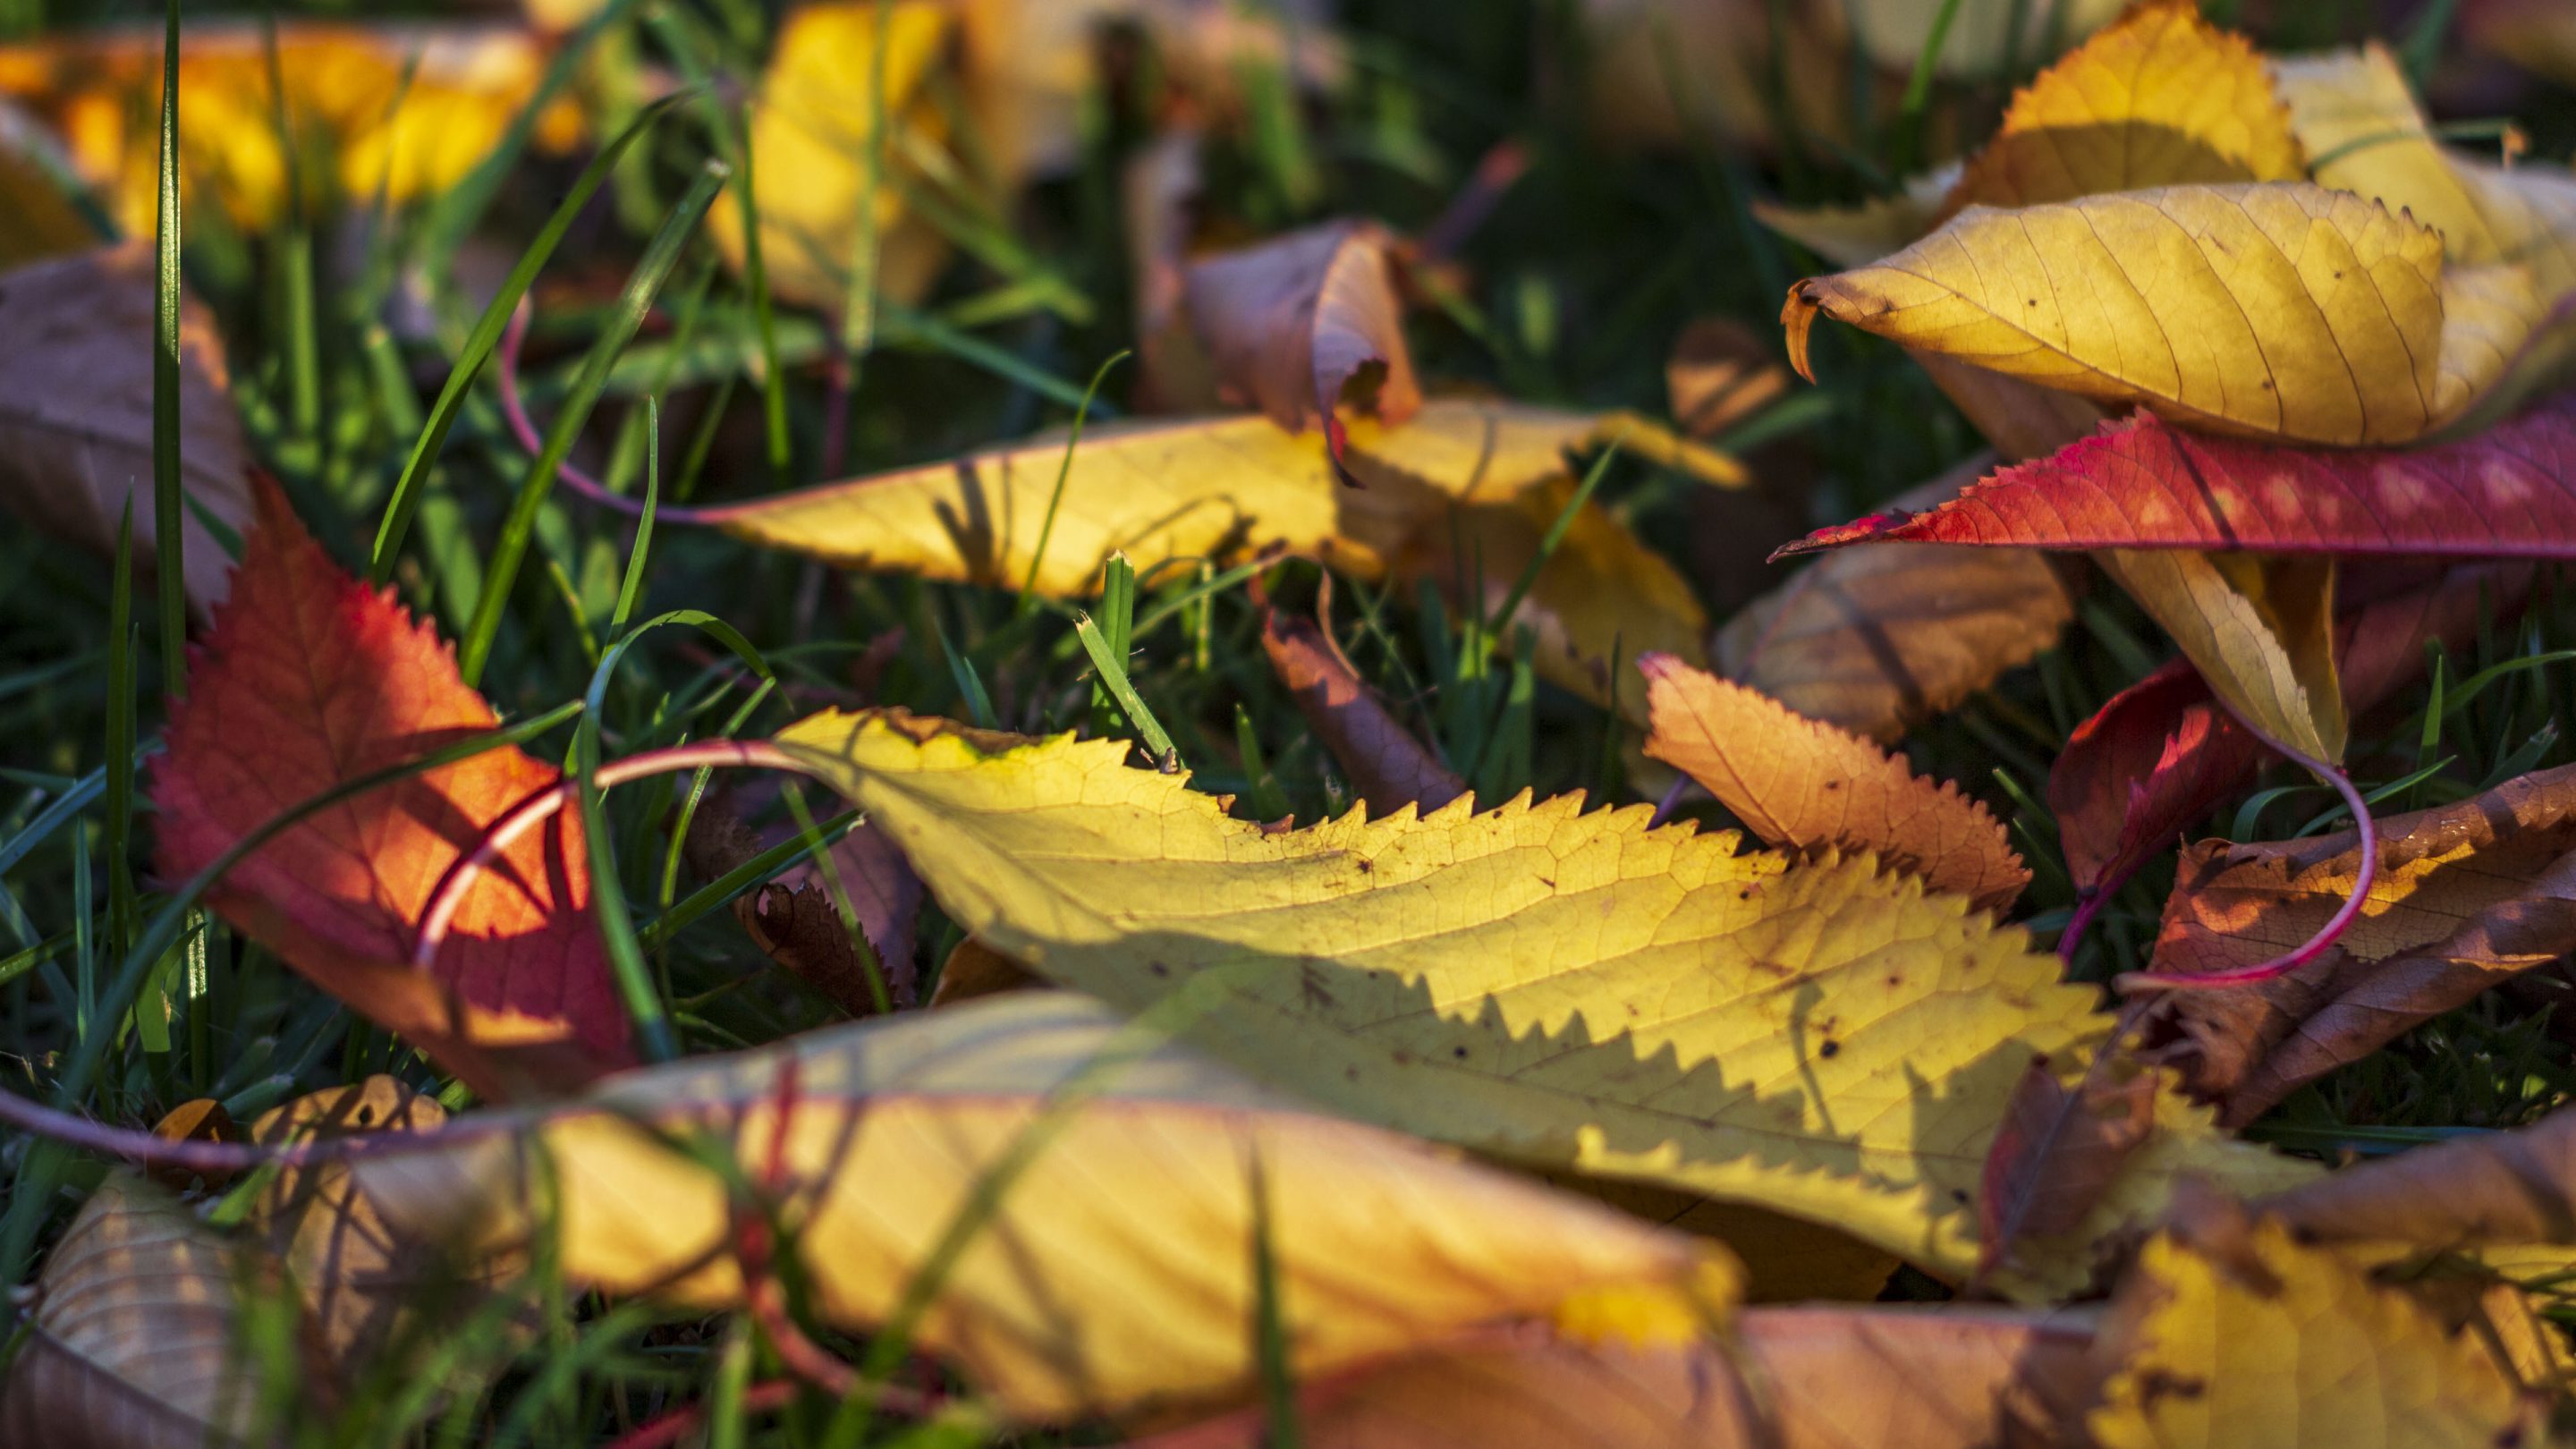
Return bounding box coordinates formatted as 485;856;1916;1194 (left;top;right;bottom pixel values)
10;0;2576;1445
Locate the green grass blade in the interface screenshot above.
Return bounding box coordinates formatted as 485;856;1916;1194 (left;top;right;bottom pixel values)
152;0;184;701
1074;611;1180;769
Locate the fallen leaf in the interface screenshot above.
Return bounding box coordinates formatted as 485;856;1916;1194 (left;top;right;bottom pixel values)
0;242;249;614
0;21;582;236
146;1097;242;1191
1777;398;2576;560
2091;549;2343;766
1939;0;2303;216
2143;762;2576;1123
1754;166;1958;269
1665;318;1791;439
1126;125;1222;414
150;477;628;1099
2465;0;2576;89
1719;461;2077;742
2087;1217;2539;1449
1127;1304;2097;1449
1581;0;1852;151
685;797;924;1013
2047;562;2521;899
1902;349;2109;462
359;990;1734;1423
0;1175;328;1448
1783;182;2538;447
1262;605;1465;816
1181;219;1423;456
1568;1182;1902;1302
705;1;955;314
1640;655;2028;911
1848;0;2124;80
768;709;2303;1286
0;97;97;267
927;935;1041;1008
2258;1101;2576;1250
1978;1055;2157;1273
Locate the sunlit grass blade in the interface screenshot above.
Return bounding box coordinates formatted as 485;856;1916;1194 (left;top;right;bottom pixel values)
151;0;183;699
1075;611;1180;769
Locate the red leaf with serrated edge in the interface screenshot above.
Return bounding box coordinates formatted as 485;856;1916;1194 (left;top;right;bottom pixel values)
1775;395;2576;560
2051;563;2529;901
150;477;629;1099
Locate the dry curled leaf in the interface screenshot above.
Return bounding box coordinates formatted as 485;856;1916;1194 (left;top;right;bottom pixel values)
360;990;1733;1423
0;1176;329;1448
685;797;923;1014
151;478;627;1099
770;710;2304;1289
1640;656;2027;911
1718;462;2074;743
2144;762;2576;1124
1261;605;1464;817
0;242;249;614
1181;219;1422;458
1783;182;2538;447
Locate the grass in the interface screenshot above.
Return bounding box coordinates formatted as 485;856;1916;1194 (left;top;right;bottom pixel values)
4;0;2576;1439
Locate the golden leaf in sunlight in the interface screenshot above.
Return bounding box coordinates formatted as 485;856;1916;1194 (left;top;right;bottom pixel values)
2089;1219;2538;1449
770;711;2302;1287
2095;551;2343;767
0;22;581;236
360;991;1734;1423
1784;182;2538;446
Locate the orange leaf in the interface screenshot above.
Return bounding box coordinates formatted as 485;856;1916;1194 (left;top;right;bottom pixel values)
1260;605;1464;818
150;478;629;1099
1640;656;2028;911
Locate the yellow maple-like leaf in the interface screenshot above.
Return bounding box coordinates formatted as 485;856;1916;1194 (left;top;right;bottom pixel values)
1943;0;2304;215
359;990;1733;1423
768;712;2299;1285
0;23;580;237
2089;1220;2538;1449
1784;182;2538;446
708;1;955;314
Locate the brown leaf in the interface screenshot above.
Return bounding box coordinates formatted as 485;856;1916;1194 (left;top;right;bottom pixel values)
1126;125;1222;414
926;935;1039;1008
684;795;923;1013
2258;1102;2576;1254
1665;318;1790;439
1261;605;1464;817
1181;219;1422;462
0;1176;331;1447
2140;762;2576;1125
0;241;249;613
1715;460;2077;743
146;1097;242;1191
1640;655;2029;911
1979;1055;2157;1274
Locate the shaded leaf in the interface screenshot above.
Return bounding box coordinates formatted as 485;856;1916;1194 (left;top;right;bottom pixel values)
1783;182;2537;446
1665;318;1791;438
1754;166;1956;270
1779;398;2576;560
1569;1182;1902;1302
2088;1218;2539;1449
2091;549;2343;765
1940;0;2301;217
2144;762;2576;1123
1903;349;2109;462
147;1097;242;1192
360;990;1733;1423
150;478;627;1099
1262;605;1464;816
1978;1055;2157;1272
0;1176;326;1448
1181;219;1422;453
0;97;97;266
686;799;922;1013
927;935;1041;1008
1640;655;2028;911
1848;0;2124;79
0;242;249;614
770;710;2303;1286
2258;1100;2576;1250
1716;461;2077;743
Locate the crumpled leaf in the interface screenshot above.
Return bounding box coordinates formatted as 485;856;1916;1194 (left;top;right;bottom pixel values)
1640;655;2028;911
0;1175;327;1448
1940;0;2304;216
0;241;249;614
706;1;955;314
1262;605;1464;816
2091;550;2343;766
1783;182;2538;447
2143;762;2576;1124
685;796;924;1014
1127;1305;2097;1449
150;477;627;1100
2047;563;2521;900
769;710;2304;1286
2258;1100;2576;1250
1719;460;2076;743
1182;219;1422;456
358;990;1733;1424
2088;1218;2540;1449
1778;397;2576;559
0;21;582;235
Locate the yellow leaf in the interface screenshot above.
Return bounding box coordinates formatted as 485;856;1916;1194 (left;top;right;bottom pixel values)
769;711;2299;1284
2095;550;2343;766
359;991;1732;1423
2089;1220;2538;1449
1943;0;2304;216
706;1;955;314
1755;165;1958;269
1784;182;2538;446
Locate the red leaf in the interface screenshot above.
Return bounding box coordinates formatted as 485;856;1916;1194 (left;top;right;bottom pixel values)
2050;563;2528;900
1777;395;2576;559
150;477;629;1098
